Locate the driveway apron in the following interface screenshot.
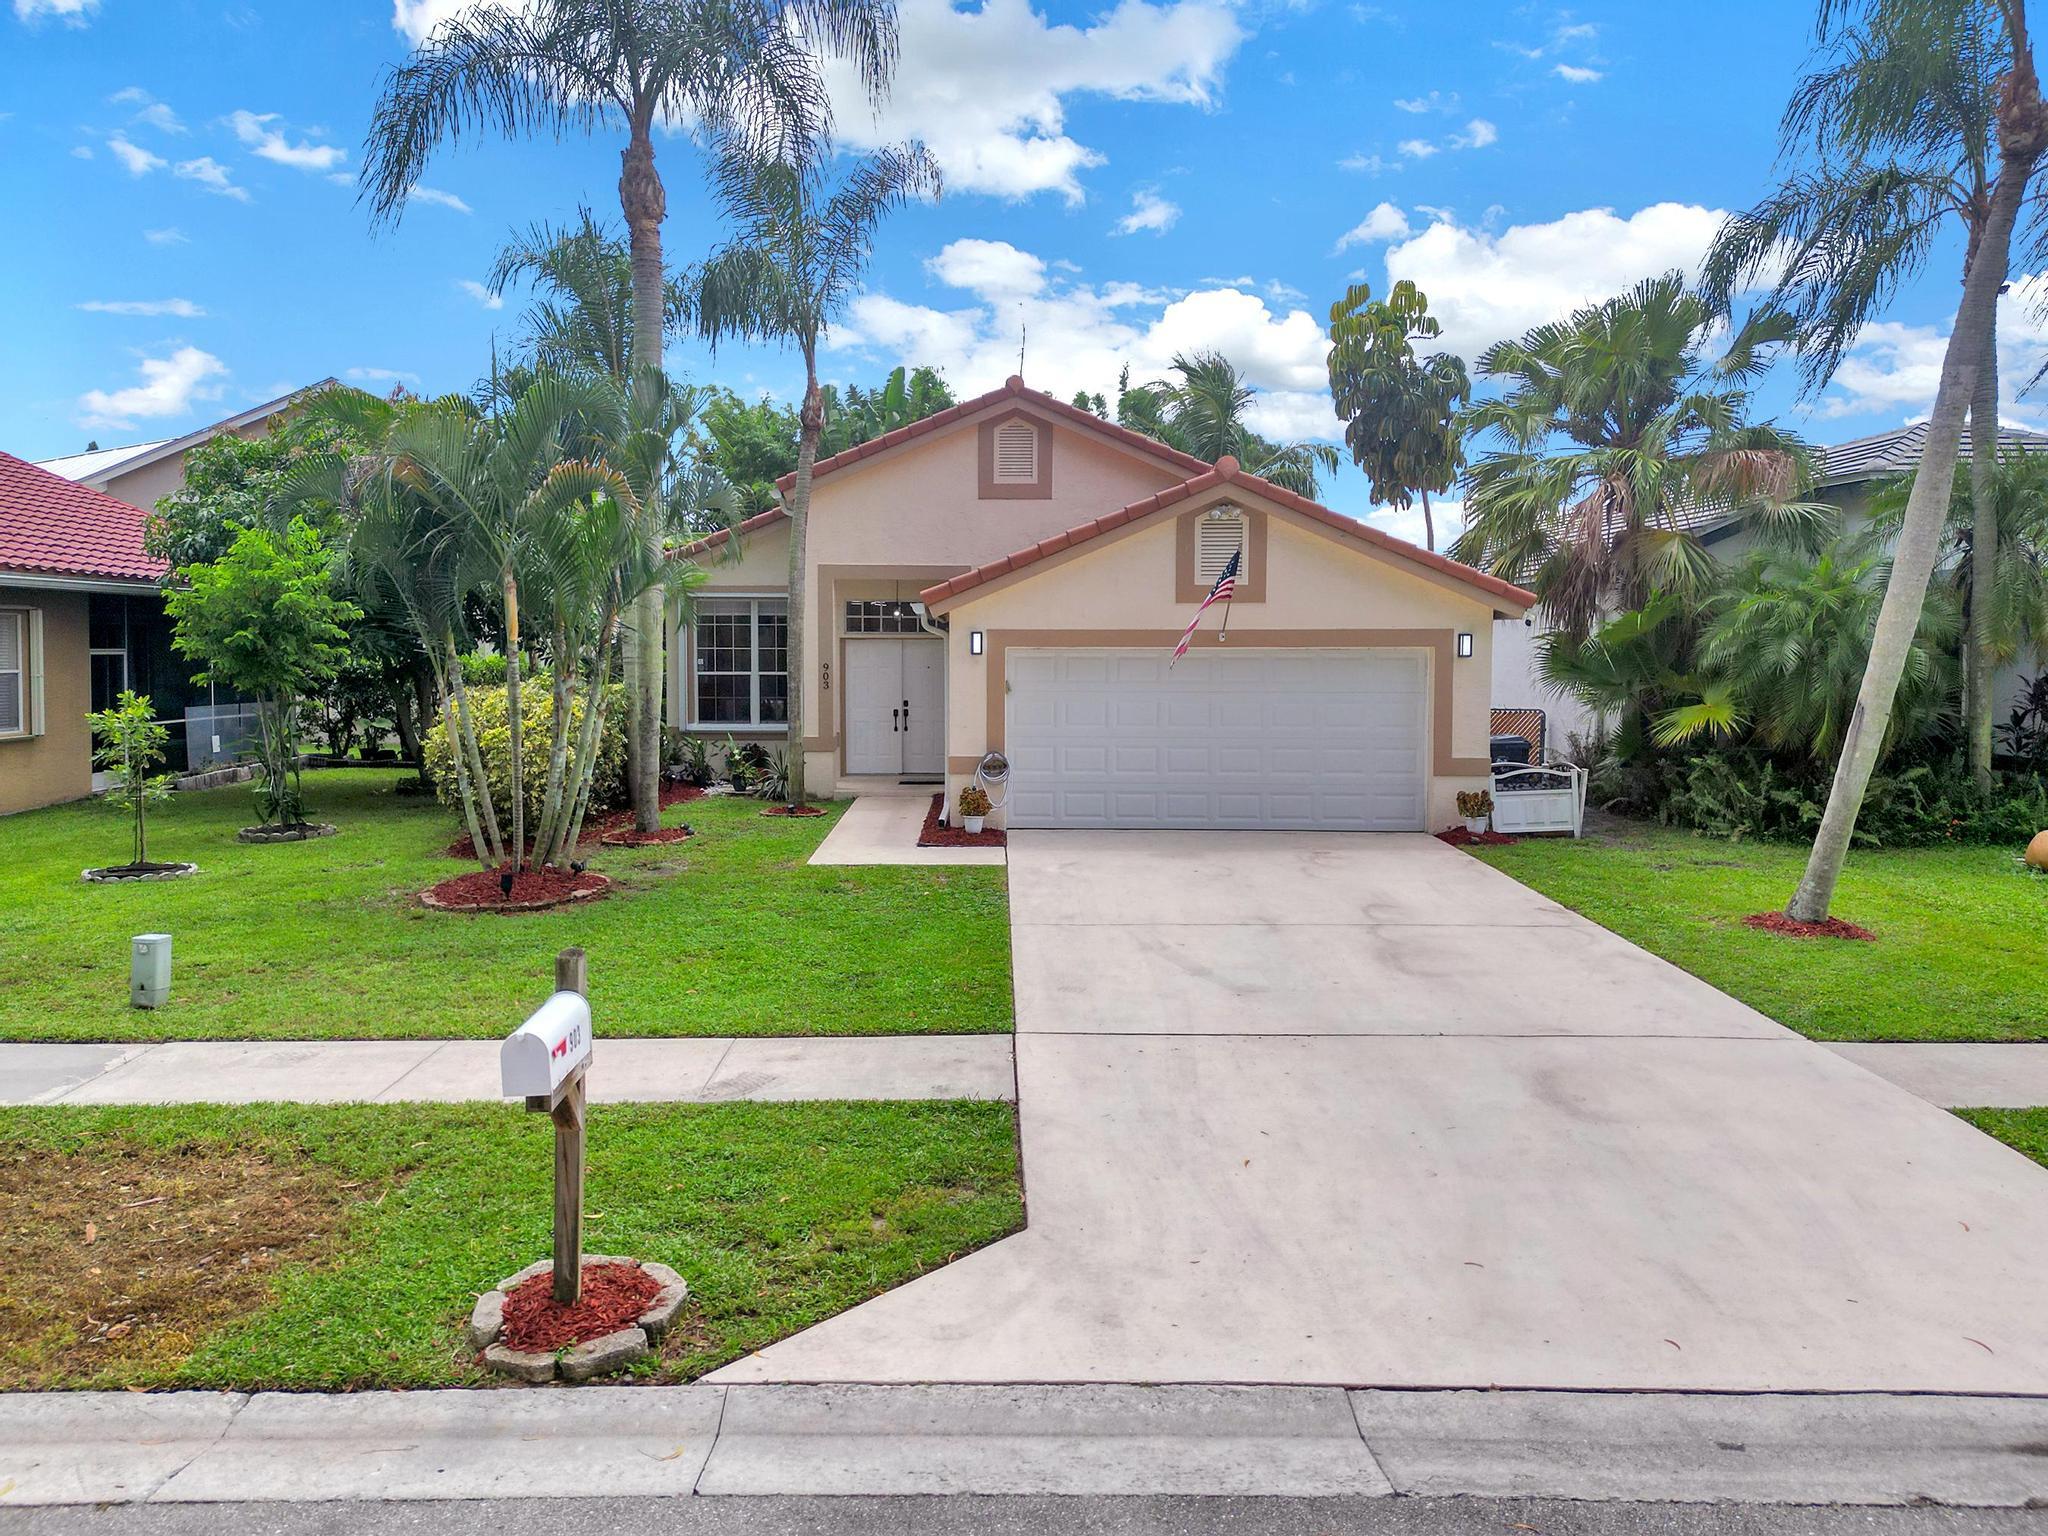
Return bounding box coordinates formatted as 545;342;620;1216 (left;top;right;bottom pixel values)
710;831;2048;1391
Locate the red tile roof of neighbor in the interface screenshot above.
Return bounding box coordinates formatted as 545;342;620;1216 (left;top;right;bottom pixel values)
0;450;169;584
919;454;1540;612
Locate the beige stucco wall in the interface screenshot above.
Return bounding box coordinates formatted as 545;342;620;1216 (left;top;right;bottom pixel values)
936;490;1503;829
0;586;90;816
95;417;273;512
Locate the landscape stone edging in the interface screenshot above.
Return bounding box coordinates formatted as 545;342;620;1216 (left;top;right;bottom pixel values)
236;823;339;845
472;1257;687;1381
81;862;199;884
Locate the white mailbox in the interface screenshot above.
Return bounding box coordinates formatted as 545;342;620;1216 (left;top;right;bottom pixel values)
500;990;592;1099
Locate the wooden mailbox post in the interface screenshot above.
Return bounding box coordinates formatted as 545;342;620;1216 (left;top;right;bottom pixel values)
500;948;592;1306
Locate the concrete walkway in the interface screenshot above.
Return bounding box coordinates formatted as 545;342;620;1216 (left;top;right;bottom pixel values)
711;830;2048;1394
3;1036;1014;1106
1824;1043;2048;1108
7;1384;2048;1507
808;794;1005;866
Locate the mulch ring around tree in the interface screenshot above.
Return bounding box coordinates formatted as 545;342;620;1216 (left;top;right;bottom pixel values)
499;1263;662;1353
760;803;827;817
599;824;694;847
236;822;338;845
918;793;1006;848
1741;911;1877;942
443;784;706;860
419;865;612;914
1434;826;1518;847
81;862;199;884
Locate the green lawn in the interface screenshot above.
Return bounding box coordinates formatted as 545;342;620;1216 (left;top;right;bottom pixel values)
0;770;1011;1042
1469;821;2048;1042
0;1100;1023;1390
1958;1108;2048;1165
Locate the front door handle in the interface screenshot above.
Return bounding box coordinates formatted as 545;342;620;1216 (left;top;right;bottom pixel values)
892;706;900;733
902;697;911;729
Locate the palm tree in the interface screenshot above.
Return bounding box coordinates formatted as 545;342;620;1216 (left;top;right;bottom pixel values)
362;0;899;833
1449;272;1818;647
1700;0;2021;786
823;364;955;453
1118;352;1339;498
1326;280;1469;551
488;207;692;382
692;141;942;808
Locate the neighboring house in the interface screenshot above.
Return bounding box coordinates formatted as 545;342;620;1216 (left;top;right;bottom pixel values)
674;376;1533;831
1489;422;2048;759
0;452;186;816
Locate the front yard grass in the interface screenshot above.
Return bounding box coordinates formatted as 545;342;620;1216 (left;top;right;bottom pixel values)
0;1099;1023;1390
0;770;1011;1041
1469;821;2048;1042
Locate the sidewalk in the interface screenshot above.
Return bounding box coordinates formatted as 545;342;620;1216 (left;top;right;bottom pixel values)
1824;1043;2048;1108
808;795;1005;866
4;1036;1015;1106
5;1384;2047;1507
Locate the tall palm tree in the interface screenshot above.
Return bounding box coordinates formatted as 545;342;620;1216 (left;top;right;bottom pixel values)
1700;0;2021;786
488;207;692;382
1449;272;1817;646
1118;353;1339;498
692;141;942;809
362;0;899;833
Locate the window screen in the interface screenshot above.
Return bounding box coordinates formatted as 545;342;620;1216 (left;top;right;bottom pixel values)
0;611;23;735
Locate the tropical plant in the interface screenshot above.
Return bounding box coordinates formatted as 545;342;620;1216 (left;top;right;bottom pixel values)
2002;670;2048;765
1117;352;1340;497
958;783;990;819
87;691;173;868
363;0;899;835
821;364;956;454
165;519;361;830
488;207;696;382
692;140;942;807
1326;279;1469;550
1450;272;1819;646
702;388;801;516
1700;0;2027;785
421;675;628;826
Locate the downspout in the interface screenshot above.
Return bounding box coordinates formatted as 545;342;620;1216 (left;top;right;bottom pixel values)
910;601;950;820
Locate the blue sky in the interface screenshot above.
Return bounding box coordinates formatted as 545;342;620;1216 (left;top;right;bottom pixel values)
1;0;2021;541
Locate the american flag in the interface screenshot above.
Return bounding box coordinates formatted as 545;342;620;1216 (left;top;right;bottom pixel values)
1172;548;1240;663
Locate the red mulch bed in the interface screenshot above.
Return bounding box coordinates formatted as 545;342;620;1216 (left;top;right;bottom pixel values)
444;784;707;859
1435;825;1518;846
500;1262;660;1352
1741;912;1876;942
760;803;828;817
598;824;694;847
420;865;612;913
918;793;1006;849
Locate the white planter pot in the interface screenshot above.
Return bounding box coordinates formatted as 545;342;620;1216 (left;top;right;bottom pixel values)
963;815;985;834
1463;816;1488;834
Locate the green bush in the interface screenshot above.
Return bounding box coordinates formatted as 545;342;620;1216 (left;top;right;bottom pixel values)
458;650;509;689
1656;749;2048;847
421;677;626;825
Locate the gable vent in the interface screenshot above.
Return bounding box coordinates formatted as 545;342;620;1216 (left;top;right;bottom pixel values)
992;419;1039;483
1196;509;1246;583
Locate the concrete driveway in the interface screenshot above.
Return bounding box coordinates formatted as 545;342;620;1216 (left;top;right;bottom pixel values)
711;831;2048;1392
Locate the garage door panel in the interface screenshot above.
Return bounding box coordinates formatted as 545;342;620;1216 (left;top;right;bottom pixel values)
1007;647;1428;832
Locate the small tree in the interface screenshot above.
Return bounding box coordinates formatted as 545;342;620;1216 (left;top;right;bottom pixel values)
88;691;173;868
167;520;360;829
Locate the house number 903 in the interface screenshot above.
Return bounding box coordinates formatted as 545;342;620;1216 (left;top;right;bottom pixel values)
821;661;831;691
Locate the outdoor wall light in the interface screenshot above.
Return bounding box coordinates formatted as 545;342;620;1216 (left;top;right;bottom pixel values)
1456;632;1474;658
970;630;986;657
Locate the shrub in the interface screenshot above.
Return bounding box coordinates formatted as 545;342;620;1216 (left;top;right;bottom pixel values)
422;677;626;825
458;650;509;689
1658;749;2048;847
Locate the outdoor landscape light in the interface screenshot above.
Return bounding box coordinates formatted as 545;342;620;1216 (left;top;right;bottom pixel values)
970;630;985;656
1456;632;1474;658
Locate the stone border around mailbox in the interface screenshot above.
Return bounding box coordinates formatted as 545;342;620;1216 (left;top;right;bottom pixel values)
471;1257;689;1383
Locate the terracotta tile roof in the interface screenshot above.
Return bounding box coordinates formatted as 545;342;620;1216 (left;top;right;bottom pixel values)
0;450;168;584
920;454;1539;613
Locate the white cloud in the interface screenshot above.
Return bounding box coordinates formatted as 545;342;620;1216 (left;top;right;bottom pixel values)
1392;90;1458;114
14;0;98;23
457;279;504;310
1378;201;1728;359
347;366;424;387
1366;496;1465;551
1338;151;1397;176
408;184;472;213
106;134;165;176
77;346;227;429
926;238;1047;300
1819;277;2048;426
1451;118;1497;149
111;88;187;134
1397;137;1437;159
70;145;93;160
1553;63;1603;83
77;298;206;317
228;109;347;172
1113;188;1181;236
175;156;250;201
143;226;188;246
1333;201;1411;251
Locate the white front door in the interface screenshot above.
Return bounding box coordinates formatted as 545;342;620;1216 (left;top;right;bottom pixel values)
844;638;945;776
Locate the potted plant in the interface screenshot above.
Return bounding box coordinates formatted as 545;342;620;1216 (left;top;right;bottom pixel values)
958;784;991;834
1456;788;1493;835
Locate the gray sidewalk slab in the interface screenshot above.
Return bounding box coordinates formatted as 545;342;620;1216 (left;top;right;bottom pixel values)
149;1388;725;1503
808;795;1005;866
696;1384;1390;1497
1348;1388;2048;1506
0;1392;248;1506
1826;1043;2048;1108
0;1037;1015;1105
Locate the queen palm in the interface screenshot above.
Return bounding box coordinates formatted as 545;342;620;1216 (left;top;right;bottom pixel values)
1700;0;2022;786
1449;272;1816;647
692;140;942;809
362;0;899;834
1119;353;1339;498
488;207;694;383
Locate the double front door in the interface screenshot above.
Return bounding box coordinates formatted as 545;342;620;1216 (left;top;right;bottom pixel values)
845;637;943;776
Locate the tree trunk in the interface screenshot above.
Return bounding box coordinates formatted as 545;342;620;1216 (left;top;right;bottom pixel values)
785;363;824;807
1787;74;2046;922
1420;487;1436;553
412;665;436;786
444;632;502;868
1968;312;2002;788
391;676;420;764
504;571;525;872
621;110;669;833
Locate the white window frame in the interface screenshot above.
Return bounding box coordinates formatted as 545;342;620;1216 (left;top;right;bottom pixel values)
689;595;789;730
0;607;43;741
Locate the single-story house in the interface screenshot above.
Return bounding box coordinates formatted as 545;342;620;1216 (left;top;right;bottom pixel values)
675;376;1534;831
1490;421;2048;759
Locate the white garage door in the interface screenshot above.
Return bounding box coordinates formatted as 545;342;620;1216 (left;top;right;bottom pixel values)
1005;647;1427;831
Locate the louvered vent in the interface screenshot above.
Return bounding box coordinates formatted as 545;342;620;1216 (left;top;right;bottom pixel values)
992;419;1039;483
1196;512;1245;583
